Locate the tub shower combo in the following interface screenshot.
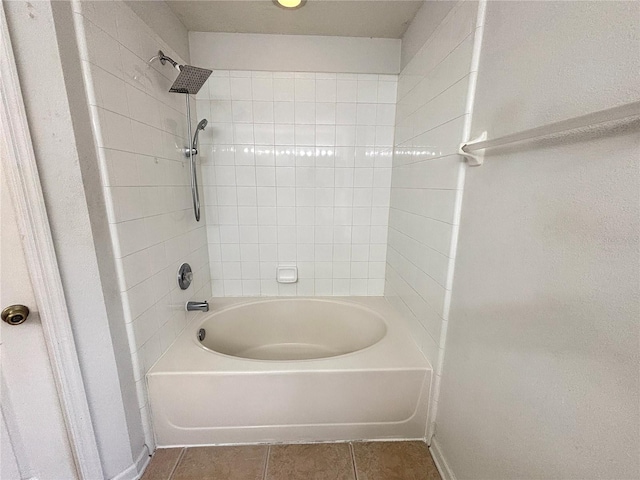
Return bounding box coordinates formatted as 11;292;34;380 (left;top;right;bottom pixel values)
148;51;432;448
148;298;431;446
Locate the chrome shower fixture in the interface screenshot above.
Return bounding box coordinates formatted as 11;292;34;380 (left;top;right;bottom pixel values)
154;50;212;95
151;50;212;222
191;119;208;154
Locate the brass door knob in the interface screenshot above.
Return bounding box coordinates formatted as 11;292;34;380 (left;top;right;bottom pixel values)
1;305;30;325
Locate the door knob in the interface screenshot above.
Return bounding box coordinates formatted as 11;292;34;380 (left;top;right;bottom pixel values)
1;305;30;325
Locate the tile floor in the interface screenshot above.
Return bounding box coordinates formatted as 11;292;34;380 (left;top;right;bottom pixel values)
141;441;441;480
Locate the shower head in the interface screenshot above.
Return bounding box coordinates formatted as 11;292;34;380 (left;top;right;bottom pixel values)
192;118;208;151
154;50;212;95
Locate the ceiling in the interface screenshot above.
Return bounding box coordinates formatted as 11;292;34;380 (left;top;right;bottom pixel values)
164;1;424;39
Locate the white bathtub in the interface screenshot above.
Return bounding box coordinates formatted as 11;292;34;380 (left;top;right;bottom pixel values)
147;297;432;446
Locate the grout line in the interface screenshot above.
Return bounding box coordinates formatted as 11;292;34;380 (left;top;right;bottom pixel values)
262;445;271;480
167;447;186;480
349;442;359;480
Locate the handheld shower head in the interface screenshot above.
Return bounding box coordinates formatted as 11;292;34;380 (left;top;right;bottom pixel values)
192;119;208;151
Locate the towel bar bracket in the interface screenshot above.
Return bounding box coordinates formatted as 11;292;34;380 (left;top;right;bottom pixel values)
459;131;487;166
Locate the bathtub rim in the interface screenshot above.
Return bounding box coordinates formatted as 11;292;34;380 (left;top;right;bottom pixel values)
148;296;432;376
194;296;389;362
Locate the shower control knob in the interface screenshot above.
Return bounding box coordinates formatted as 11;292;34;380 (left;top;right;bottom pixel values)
1;305;30;325
178;263;193;290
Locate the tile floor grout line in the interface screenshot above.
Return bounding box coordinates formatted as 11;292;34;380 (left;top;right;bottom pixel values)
167;447;186;480
262;445;271;480
349;442;359;480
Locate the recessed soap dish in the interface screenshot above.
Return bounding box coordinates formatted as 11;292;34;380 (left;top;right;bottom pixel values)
276;266;298;284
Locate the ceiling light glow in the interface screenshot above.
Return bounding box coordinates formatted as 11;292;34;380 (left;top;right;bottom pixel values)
274;0;305;9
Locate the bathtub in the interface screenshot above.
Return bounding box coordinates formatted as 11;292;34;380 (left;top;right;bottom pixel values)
147;297;432;446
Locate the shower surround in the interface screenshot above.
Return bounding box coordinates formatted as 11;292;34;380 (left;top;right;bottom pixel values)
196;71;397;297
72;0;210;447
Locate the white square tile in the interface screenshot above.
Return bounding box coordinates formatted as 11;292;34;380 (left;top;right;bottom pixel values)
253;101;274;123
376;104;396;126
242;279;261;294
294;78;315;102
336;126;356;147
232;100;253;123
235;146;255;165
333;261;351;277
239;227;260;245
377;80;398;104
356;104;377;126
252;77;273;101
258;207;277;226
230;77;252;100
236;187;258;207
273;78;294;101
260;279;279;295
336;103;357;125
210;100;232;123
296;188;315;206
209;76;231;100
354;147;374;168
294;102;315;124
297;244;314;261
315;279;333;295
274;102;294;124
233;124;254;144
356;126;377;147
357;80;378;103
277;207;296;225
256;167;276;186
316;126;336;147
351;243;370;261
275;124;295;146
315;245;333;261
375;126;395;147
316;103;336;124
316;79;337;102
314;225;332;243
276;167;296;187
337;80;357;102
235;166;256;186
257;186;277;206
254;124;274;145
295;125;315;146
259;227;278;244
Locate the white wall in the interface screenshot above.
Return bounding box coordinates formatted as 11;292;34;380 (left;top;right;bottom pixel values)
190;32;401;74
72;0;211;448
6;1;146;477
124;0;190;61
434;2;640;479
196;71;396;296
384;0;479;370
400;1;457;70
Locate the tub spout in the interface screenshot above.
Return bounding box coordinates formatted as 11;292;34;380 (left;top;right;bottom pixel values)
186;301;209;312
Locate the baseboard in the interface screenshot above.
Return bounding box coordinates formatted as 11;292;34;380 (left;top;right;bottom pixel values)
429;437;456;480
110;444;151;480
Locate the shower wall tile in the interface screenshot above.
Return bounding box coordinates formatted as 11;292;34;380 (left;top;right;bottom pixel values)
197;71;396;297
384;0;478;369
74;0;210;448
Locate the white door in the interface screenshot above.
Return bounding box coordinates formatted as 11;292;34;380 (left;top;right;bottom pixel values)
0;167;78;480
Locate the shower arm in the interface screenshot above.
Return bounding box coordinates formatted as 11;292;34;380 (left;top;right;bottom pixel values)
185;94;201;222
158;52;181;71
